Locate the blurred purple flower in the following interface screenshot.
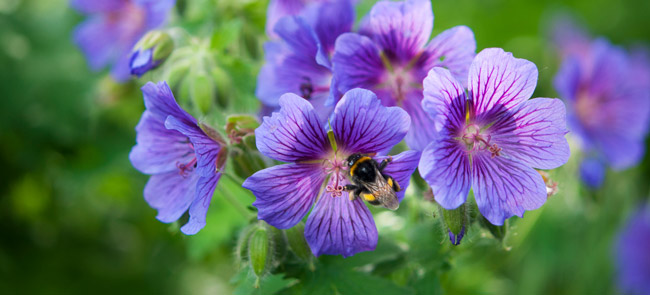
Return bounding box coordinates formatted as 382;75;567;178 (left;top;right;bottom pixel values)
616;204;650;295
265;0;356;39
129;82;224;235
72;0;175;82
257;0;354;121
553;25;650;188
419;48;570;225
243;89;419;257
331;0;476;150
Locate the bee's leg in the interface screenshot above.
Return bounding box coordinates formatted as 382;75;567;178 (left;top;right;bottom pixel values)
344;184;361;201
383;174;401;192
378;156;393;172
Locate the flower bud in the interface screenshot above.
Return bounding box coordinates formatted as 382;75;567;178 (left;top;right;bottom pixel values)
130;31;174;77
285;222;313;262
248;226;272;278
441;203;469;245
190;71;215;114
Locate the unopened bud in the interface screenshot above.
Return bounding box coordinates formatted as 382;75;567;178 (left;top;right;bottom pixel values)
441;203;469;246
248;226;272;278
130;30;174;77
285;222;313;262
190;71;215;114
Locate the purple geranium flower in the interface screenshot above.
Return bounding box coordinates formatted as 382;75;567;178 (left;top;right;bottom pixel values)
419;48;570;225
257;0;354;120
554;33;650;188
616;204;650;295
129;81;224;235
243;88;420;257
332;0;476;150
72;0;175;82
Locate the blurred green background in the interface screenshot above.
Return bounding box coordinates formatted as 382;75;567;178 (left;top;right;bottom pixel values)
0;0;648;294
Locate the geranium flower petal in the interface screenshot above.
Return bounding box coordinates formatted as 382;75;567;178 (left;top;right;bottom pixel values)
244;163;327;229
73;16;118;71
490;97;570;170
129;111;195;174
331;88;410;154
375;150;420;201
359;0;433;62
142;81;197;126
553;56;581;102
416;25;476;86
256;41;333;120
301;0;355;61
402;90;438;151
471;152;547;225
469;48;538;118
332;33;384;96
422;67;468;133
304;183;378;257
144;171;199;223
181;174;221;235
579;157;605;189
165;115;222;178
265;0;306;39
256;93;331;162
419;136;471;210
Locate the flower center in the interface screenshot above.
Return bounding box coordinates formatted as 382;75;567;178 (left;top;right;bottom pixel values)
461;124;502;158
379;52;421;105
176;141;197;177
322;152;348;197
575;90;603;128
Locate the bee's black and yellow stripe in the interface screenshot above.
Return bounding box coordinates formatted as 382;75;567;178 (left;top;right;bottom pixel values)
349;156;372;177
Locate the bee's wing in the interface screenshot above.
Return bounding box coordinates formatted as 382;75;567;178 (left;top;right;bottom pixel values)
367;171;399;210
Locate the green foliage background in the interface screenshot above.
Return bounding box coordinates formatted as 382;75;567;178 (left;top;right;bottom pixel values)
0;0;649;294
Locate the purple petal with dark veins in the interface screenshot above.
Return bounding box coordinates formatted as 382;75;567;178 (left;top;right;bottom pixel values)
244;163;327;229
419;135;471;210
301;0;355;61
401;90;438;151
471;152;547;225
181;173;221;235
332;88;410;154
256;93;331;162
332;33;385;95
416;26;476;87
129;111;194;175
489;98;570;170
468;48;538;118
141;81;197;127
144;170;199;223
304;176;378;257
359;0;433;62
165;115;221;178
422;67;468;133
375;150;421;201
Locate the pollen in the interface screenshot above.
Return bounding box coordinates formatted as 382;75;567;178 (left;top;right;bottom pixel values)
460;123;501;158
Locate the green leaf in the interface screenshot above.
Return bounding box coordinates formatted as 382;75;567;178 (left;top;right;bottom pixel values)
232;266;297;295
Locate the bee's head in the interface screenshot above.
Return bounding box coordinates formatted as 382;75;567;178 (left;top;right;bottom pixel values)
346;153;363;167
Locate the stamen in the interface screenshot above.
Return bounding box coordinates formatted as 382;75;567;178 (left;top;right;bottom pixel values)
299;76;314;99
177;157;197;177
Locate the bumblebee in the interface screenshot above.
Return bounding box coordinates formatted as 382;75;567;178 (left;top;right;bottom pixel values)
344;153;401;210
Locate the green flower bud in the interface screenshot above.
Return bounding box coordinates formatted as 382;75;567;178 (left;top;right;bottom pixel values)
130;31;174;77
480;215;507;241
285;222;313;262
235;224;256;268
190;71;215;114
248;226;272;278
441;203;469;245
